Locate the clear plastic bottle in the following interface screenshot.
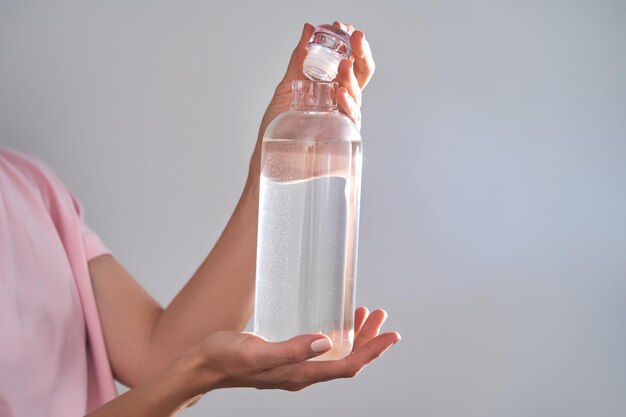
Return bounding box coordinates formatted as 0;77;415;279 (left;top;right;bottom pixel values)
254;79;362;360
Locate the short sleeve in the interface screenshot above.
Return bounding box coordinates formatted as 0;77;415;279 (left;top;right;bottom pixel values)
3;147;112;262
81;222;111;261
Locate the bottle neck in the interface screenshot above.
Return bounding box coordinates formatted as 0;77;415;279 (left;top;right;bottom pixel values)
290;80;338;112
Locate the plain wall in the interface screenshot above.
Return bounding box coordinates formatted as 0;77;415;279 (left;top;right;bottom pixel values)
1;1;625;416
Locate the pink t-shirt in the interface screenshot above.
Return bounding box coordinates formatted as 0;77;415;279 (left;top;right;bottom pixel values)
0;148;117;416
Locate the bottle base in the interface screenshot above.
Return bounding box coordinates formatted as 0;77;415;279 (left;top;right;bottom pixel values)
309;342;353;361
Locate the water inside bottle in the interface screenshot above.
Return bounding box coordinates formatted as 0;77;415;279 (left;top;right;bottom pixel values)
254;138;361;360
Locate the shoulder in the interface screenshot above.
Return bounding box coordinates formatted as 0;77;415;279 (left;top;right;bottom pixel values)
0;146;82;217
1;146;60;186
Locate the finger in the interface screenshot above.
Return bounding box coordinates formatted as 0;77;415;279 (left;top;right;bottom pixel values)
292;332;401;384
254;334;332;370
353;309;388;350
351;30;375;90
336;59;362;107
283;23;315;81
344;331;401;373
354;306;369;336
333;21;355;35
336;87;361;130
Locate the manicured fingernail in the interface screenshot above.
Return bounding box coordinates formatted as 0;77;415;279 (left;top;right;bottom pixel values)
311;338;332;353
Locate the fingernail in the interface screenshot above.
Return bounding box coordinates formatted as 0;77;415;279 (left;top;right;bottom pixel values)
311;338;332;353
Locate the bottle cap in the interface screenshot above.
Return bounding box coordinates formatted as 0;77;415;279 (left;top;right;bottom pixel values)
303;24;352;81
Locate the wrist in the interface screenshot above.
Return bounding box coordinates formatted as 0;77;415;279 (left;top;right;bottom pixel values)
244;168;260;202
245;137;261;197
177;346;225;395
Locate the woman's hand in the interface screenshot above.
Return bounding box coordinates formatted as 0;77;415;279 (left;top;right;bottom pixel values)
88;307;399;416
188;307;400;393
248;21;375;186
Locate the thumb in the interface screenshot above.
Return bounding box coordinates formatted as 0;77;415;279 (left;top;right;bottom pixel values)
256;334;332;370
282;23;315;81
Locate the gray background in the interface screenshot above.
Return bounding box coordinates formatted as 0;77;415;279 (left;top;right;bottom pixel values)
1;1;625;416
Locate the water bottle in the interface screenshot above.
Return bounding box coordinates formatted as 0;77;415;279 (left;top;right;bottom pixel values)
254;24;362;360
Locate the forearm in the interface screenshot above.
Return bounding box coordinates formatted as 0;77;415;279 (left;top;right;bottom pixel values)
90;168;262;387
149;176;260;363
86;353;205;417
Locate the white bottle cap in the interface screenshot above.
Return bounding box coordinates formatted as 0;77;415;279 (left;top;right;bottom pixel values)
304;44;343;81
303;24;352;82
